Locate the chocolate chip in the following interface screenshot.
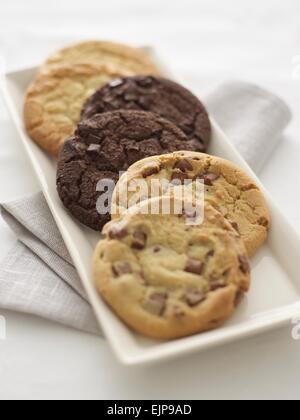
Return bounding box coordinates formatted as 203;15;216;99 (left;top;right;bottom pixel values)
132;231;147;250
87;133;103;144
184;290;206;307
143;293;167;316
238;255;250;274
230;221;240;233
87;144;101;154
171;171;191;185
109;79;124;88
74;142;86;153
153;246;162;253
180;124;194;135
142;165;160;178
124;144;141;164
108;226;128;240
222;269;231;279
174;159;193;172
206;250;215;258
112;261;132;277
203;173;219;186
136;76;154;87
173;306;186;319
258;216;269;228
185;259;204;275
210;280;226;291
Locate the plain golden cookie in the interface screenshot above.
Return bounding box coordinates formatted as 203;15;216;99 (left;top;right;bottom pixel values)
24;63;132;156
112;151;271;256
93;198;251;340
42;40;160;75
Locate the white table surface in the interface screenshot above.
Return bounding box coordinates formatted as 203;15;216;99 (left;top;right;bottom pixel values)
1;0;300;400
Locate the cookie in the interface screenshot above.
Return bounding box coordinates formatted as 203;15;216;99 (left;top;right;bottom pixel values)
112;151;271;256
93;198;251;340
42;40;160;75
81;76;211;152
24;63;132;156
56;110;207;231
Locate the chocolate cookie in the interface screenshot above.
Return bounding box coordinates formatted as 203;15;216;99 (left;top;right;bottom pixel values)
57;110;201;231
24;63;132;157
81;76;211;153
113;151;271;256
93;198;251;340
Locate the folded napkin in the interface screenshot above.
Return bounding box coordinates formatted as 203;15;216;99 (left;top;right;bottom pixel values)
0;81;291;335
0;195;100;335
204;81;291;172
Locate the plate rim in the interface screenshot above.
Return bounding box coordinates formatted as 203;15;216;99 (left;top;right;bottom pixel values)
2;62;300;366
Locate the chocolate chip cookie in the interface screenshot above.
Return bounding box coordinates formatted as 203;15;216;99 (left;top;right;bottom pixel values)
112;151;271;256
24;63;133;157
93;198;251;340
42;40;160;75
57;111;204;231
81;76;211;152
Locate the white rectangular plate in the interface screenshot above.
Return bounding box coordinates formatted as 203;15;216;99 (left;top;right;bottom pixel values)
2;49;300;367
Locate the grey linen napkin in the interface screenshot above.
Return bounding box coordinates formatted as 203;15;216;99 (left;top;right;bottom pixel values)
0;81;292;335
204;81;292;172
0;194;101;335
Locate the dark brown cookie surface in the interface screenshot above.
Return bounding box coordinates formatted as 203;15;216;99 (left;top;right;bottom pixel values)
81;76;211;152
57;110;197;230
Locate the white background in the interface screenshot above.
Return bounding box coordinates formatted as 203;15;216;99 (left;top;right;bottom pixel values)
1;0;300;400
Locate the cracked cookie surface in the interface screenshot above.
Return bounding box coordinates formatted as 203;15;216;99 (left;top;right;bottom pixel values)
24;63;132;156
113;151;271;256
42;40;160;75
81;76;211;152
93;199;251;340
57;111;205;231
